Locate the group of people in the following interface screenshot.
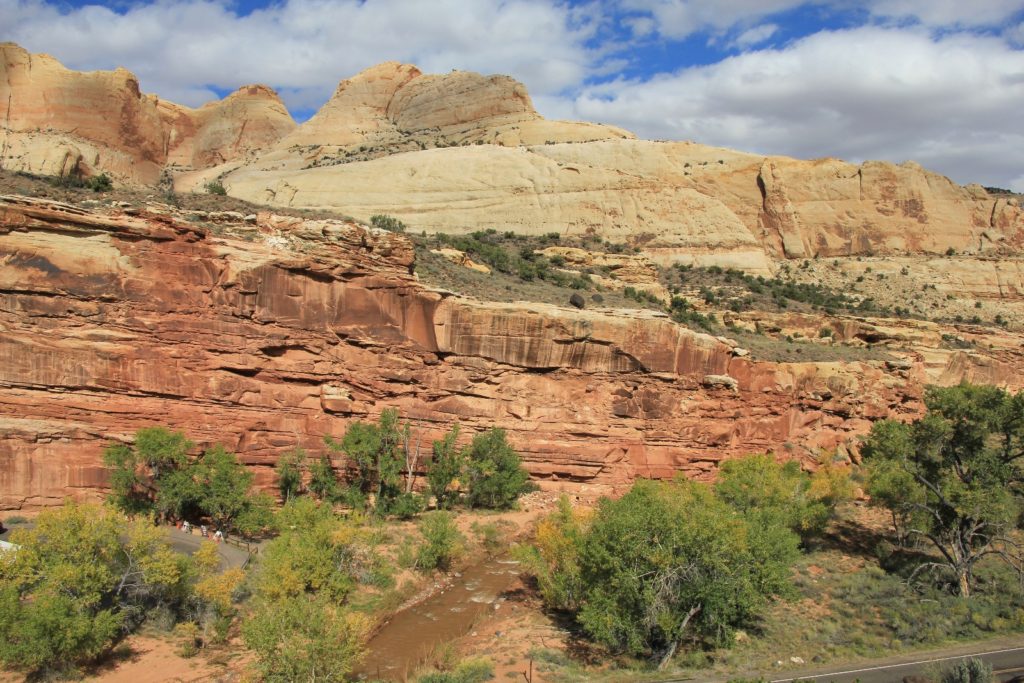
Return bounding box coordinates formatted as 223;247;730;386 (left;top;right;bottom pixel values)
178;520;224;543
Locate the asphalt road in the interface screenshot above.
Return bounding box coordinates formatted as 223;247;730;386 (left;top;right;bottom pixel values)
729;637;1024;683
1;522;249;570
165;527;250;569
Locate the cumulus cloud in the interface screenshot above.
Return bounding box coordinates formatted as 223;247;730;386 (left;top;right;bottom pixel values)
572;26;1024;188
618;0;1024;41
620;0;806;40
0;0;603;112
2;0;1023;187
868;0;1024;27
730;23;779;49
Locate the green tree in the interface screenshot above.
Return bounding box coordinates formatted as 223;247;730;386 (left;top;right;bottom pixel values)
155;465;201;522
258;498;370;602
0;502;182;676
235;492;276;540
516;494;592;611
103;427;192;517
427;424;465;509
327;409;405;513
862;383;1024;597
576;480;798;669
276;448;306;503
464;428;531;509
193;445;254;533
715;454;851;539
242;595;366;682
308;454;341;502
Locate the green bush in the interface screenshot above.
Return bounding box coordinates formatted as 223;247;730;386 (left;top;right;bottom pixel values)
416;511;464;572
941;657;992;683
387;492;425;519
85;173;113;192
204;180;227;196
370;214;407;232
418;657;494;683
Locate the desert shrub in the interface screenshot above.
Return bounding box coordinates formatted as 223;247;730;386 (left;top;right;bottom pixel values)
941;657;992;683
387;491;426;519
418;657;495;683
85;173;113;192
204;180;227;195
370;214;407;232
416;511;464;572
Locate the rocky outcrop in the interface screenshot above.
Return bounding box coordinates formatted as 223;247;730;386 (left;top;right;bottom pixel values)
0;43;294;185
4;43;1021;270
7;195;1023;509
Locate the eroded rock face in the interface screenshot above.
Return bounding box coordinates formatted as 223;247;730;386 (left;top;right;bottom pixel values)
5;43;1021;272
0;43;295;184
8;196;1023;509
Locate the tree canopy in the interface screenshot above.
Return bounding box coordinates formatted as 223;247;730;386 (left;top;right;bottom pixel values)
464;428;532;510
862;383;1024;597
0;502;185;676
576;479;799;668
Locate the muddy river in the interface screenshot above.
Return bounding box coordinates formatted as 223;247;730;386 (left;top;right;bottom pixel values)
354;557;521;680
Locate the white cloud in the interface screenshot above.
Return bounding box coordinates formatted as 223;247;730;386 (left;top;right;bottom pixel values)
620;0;805;40
618;0;1024;41
2;0;1023;188
1007;21;1024;45
0;0;603;111
571;26;1024;188
730;23;779;48
868;0;1024;27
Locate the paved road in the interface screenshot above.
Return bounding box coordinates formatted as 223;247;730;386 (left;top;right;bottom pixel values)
165;528;250;569
691;636;1024;683
1;522;249;570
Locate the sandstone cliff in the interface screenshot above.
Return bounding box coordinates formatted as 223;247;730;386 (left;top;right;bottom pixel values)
7;43;1018;272
5;194;1023;509
0;43;295;185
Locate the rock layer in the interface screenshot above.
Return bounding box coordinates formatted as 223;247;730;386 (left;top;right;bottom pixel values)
5;196;1023;509
3;43;1021;271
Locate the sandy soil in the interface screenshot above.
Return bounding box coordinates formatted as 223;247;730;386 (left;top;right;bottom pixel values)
84;637;229;683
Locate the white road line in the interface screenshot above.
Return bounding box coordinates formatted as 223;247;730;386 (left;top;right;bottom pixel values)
769;645;1024;682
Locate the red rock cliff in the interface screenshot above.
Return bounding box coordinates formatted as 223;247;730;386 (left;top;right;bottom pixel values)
0;196;942;508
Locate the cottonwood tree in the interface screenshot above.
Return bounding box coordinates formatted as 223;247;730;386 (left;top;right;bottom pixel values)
576;480;798;669
103;427;192;517
0;503;183;676
464;428;531;509
308;455;341;502
427;423;465;509
715;454;852;540
862;383;1024;597
327;409;405;513
276;448;306;503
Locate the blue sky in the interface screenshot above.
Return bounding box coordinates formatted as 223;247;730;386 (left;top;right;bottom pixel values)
3;0;1024;189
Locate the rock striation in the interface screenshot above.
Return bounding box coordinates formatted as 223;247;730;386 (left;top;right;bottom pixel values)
3;43;1021;272
4;196;1024;509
